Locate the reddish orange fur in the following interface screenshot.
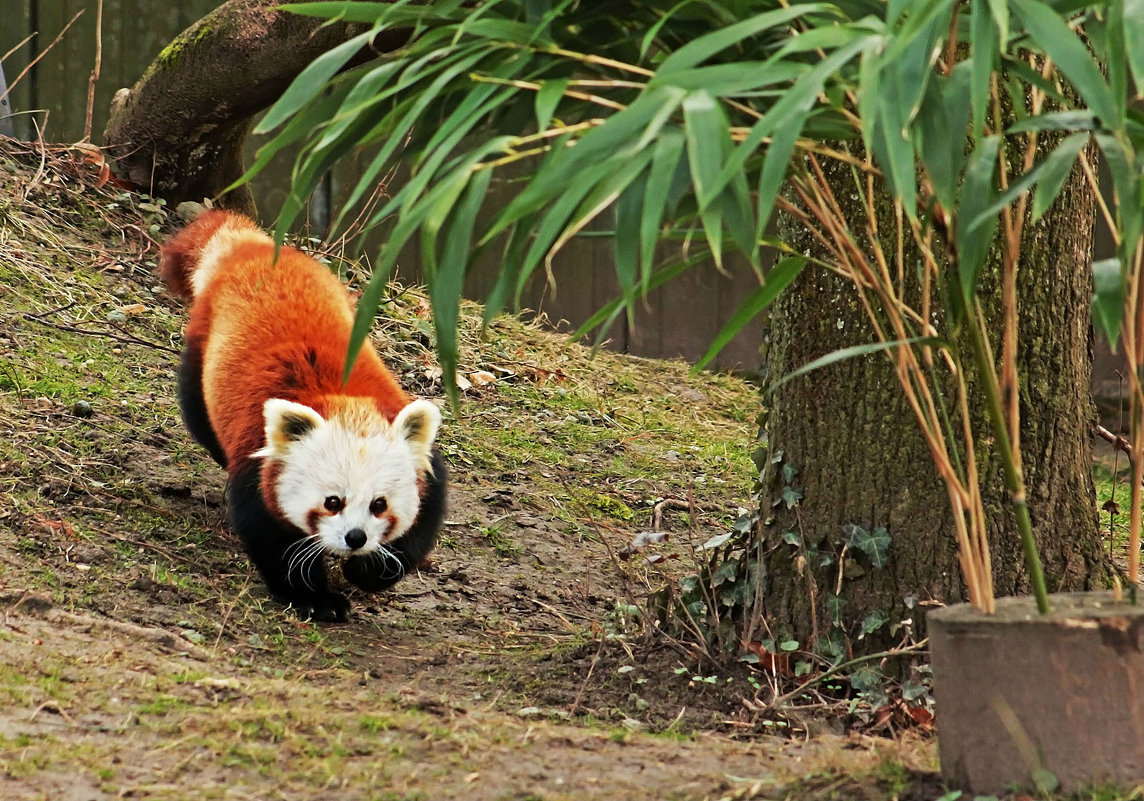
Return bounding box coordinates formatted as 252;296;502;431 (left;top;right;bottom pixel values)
160;210;410;475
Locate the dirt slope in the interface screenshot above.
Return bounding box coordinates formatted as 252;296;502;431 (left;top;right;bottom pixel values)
0;139;939;800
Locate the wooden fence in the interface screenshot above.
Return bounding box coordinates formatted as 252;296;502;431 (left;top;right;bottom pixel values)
0;1;765;372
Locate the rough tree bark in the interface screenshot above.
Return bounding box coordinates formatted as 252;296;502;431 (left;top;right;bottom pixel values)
755;151;1113;655
102;0;403;214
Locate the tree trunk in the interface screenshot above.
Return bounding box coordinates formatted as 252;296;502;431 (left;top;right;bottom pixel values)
754;152;1112;657
101;0;397;214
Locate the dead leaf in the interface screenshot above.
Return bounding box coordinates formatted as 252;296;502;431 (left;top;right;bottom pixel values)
468;370;496;387
618;530;669;558
741;641;795;677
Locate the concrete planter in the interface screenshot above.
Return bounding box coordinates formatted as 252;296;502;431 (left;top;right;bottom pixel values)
928;592;1144;795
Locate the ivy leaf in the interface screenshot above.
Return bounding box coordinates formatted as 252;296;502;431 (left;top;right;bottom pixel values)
780;485;803;509
781;531;801;546
782;461;799;484
825;594;844;628
858;609;890;639
842;524;892;568
849;665;884;694
702;532;733;551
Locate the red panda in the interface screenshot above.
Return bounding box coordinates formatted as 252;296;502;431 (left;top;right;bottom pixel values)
159;210;446;622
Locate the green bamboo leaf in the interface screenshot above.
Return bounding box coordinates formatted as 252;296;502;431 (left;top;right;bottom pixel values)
755;114;805;246
657;5;835;75
639;0;691;58
534;78;568;133
232;87;349;193
313;61;404;151
716;36;870;200
683;89;726;209
284;2;410;23
1095;132;1143;250
512;157;627;305
571;252;711;342
985;0;1009;45
1127;0;1144;95
769;336;948;394
482;221;534;326
334;70;517;234
651;62;806;95
1008;110;1097;133
1107;0;1127;114
255;29;379;135
1031;131;1090;222
964;133;1087;233
640;129;686;289
1092;257;1125;348
481;87;683;246
614;171;646;302
433;168;494;409
915;63;971;213
1009;0;1118;127
694;257;806;371
970;0;997;142
955;135;1000;300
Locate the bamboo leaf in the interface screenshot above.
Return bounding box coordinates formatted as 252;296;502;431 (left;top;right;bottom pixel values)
534;78;568;133
1127;0;1144;96
970;0;997;142
1009;0;1118;127
1092;257;1125;348
955;135;1000;300
657;5;835;75
284;2;413;23
694;257;807;371
640;129;686;289
434;168;494;409
614;171;646;302
255;29;379;135
769;336;948;394
1008;110;1097;133
571;252;711;341
1031;131;1090;222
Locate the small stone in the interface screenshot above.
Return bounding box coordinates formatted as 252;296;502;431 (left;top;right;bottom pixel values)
71;400;93;418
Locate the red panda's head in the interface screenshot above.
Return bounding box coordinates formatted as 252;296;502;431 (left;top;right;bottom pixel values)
254;397;441;562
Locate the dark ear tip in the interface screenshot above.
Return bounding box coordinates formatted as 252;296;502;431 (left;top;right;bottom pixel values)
281;411;318;442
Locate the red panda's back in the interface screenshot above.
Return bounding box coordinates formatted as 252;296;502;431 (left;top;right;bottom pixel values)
195;241;409;468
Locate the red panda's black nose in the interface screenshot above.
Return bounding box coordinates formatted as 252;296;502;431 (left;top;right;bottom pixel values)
345;529;367;550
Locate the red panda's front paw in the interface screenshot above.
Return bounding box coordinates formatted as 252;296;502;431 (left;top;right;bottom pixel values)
289;592;350;623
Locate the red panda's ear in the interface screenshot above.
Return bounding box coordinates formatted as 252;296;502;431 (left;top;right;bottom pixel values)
259;399;325;458
394;400;441;473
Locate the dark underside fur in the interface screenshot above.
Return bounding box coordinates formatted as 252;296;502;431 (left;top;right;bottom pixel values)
177;347;228;468
226;452;446;623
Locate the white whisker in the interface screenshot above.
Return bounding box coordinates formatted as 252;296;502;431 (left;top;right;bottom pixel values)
285;537;325;591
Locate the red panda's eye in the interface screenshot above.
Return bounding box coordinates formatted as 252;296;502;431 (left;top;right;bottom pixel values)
324;496;344;513
369;497;388;516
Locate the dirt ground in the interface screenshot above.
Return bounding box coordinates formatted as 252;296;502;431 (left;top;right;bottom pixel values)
0;139;942;800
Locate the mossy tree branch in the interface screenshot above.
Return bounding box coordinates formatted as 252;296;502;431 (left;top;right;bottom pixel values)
102;0;409;215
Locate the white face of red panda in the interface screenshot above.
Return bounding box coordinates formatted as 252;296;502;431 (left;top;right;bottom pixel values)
255;398;441;558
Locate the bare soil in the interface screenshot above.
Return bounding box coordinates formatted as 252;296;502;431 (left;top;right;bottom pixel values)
0;140;941;800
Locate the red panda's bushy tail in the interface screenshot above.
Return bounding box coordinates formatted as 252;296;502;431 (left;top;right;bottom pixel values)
158;209;261;301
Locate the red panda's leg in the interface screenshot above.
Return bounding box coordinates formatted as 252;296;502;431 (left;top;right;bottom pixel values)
228;460;350;622
177;344;228;468
343;449;447;592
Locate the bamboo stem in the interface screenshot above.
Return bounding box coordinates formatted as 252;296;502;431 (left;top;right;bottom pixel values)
966;302;1049;613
